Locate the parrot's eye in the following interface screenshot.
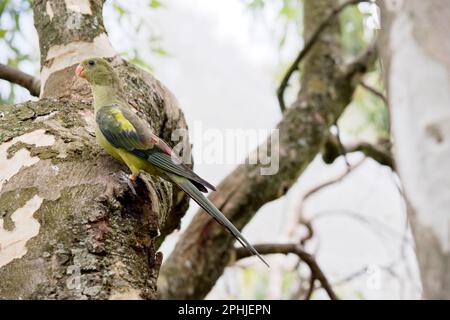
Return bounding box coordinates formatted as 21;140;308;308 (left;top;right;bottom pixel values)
88;60;95;66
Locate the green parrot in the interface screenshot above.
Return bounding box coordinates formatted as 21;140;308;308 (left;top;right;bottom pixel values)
75;57;268;267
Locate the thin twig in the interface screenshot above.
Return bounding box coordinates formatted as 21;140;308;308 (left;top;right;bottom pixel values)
343;39;378;79
335;124;350;169
333;265;369;286
299;220;314;245
345;141;394;168
333;261;401;287
0;63;40;97
301;160;365;205
359;80;387;105
277;0;371;113
322;131;393;169
235;243;338;300
304;275;316;300
288;158;366;241
313;209;411;242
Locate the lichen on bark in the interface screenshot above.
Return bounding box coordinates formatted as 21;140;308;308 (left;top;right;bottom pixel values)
33;0;107;67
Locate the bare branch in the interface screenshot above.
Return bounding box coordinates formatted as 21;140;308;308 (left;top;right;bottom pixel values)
345;141;394;168
303;161;365;203
322;131;393;169
304;275;316;300
277;0;371;113
314;209;410;241
235;243;338;300
343;39;378;80
335;125;351;168
0;63;40;97
333;265;369;286
359;80;388;105
288;158;366;241
299;219;315;245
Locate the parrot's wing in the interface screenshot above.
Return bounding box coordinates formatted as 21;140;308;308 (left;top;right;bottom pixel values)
96;104;216;192
96;104;155;151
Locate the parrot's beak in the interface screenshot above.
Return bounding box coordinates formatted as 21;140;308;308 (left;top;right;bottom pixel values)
75;64;86;78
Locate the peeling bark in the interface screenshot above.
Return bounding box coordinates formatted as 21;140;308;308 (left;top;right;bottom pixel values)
0;1;190;299
158;0;376;300
380;0;450;299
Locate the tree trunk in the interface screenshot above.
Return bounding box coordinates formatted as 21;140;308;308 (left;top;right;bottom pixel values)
379;0;450;299
0;0;189;299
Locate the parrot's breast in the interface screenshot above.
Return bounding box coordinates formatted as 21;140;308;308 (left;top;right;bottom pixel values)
95;124;123;162
94;123;160;176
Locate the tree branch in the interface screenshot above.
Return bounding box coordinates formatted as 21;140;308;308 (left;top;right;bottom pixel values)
344;39;378;80
0;63;40;97
322;131;393;169
304;275;316;300
346;141;393;168
288;158;366;241
277;0;371;113
359;80;388;105
235;243;338;300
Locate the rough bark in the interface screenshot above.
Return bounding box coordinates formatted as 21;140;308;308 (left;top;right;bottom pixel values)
0;0;189;299
158;0;376;299
379;0;450;299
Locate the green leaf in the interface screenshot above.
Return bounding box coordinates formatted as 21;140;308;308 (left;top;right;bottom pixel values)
340;5;365;56
112;3;126;16
279;5;295;21
152;46;169;57
14;12;20;30
247;0;265;10
128;55;154;72
149;0;163;9
0;0;7;16
0;29;7;38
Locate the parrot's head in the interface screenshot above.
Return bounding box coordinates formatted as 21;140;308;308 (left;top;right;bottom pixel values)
76;57;118;86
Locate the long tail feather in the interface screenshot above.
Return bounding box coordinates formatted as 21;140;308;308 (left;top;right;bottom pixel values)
167;173;269;267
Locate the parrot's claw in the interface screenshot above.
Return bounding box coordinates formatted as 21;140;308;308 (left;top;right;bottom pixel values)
112;171;138;195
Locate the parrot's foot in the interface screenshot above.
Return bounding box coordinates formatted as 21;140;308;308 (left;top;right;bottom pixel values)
112;171;138;195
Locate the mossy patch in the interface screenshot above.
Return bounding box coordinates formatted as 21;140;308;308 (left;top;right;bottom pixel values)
0;99;99;165
0;187;39;231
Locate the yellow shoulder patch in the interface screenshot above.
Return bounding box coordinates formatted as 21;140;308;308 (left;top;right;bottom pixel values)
111;108;134;131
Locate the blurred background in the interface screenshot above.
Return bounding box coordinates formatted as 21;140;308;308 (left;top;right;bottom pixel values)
0;0;421;299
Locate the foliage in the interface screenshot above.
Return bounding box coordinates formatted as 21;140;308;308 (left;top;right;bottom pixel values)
0;0;34;104
340;4;366;57
340;67;389;142
245;0;386;140
338;2;387;141
244;0;303;49
0;0;168;104
107;0;170;73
